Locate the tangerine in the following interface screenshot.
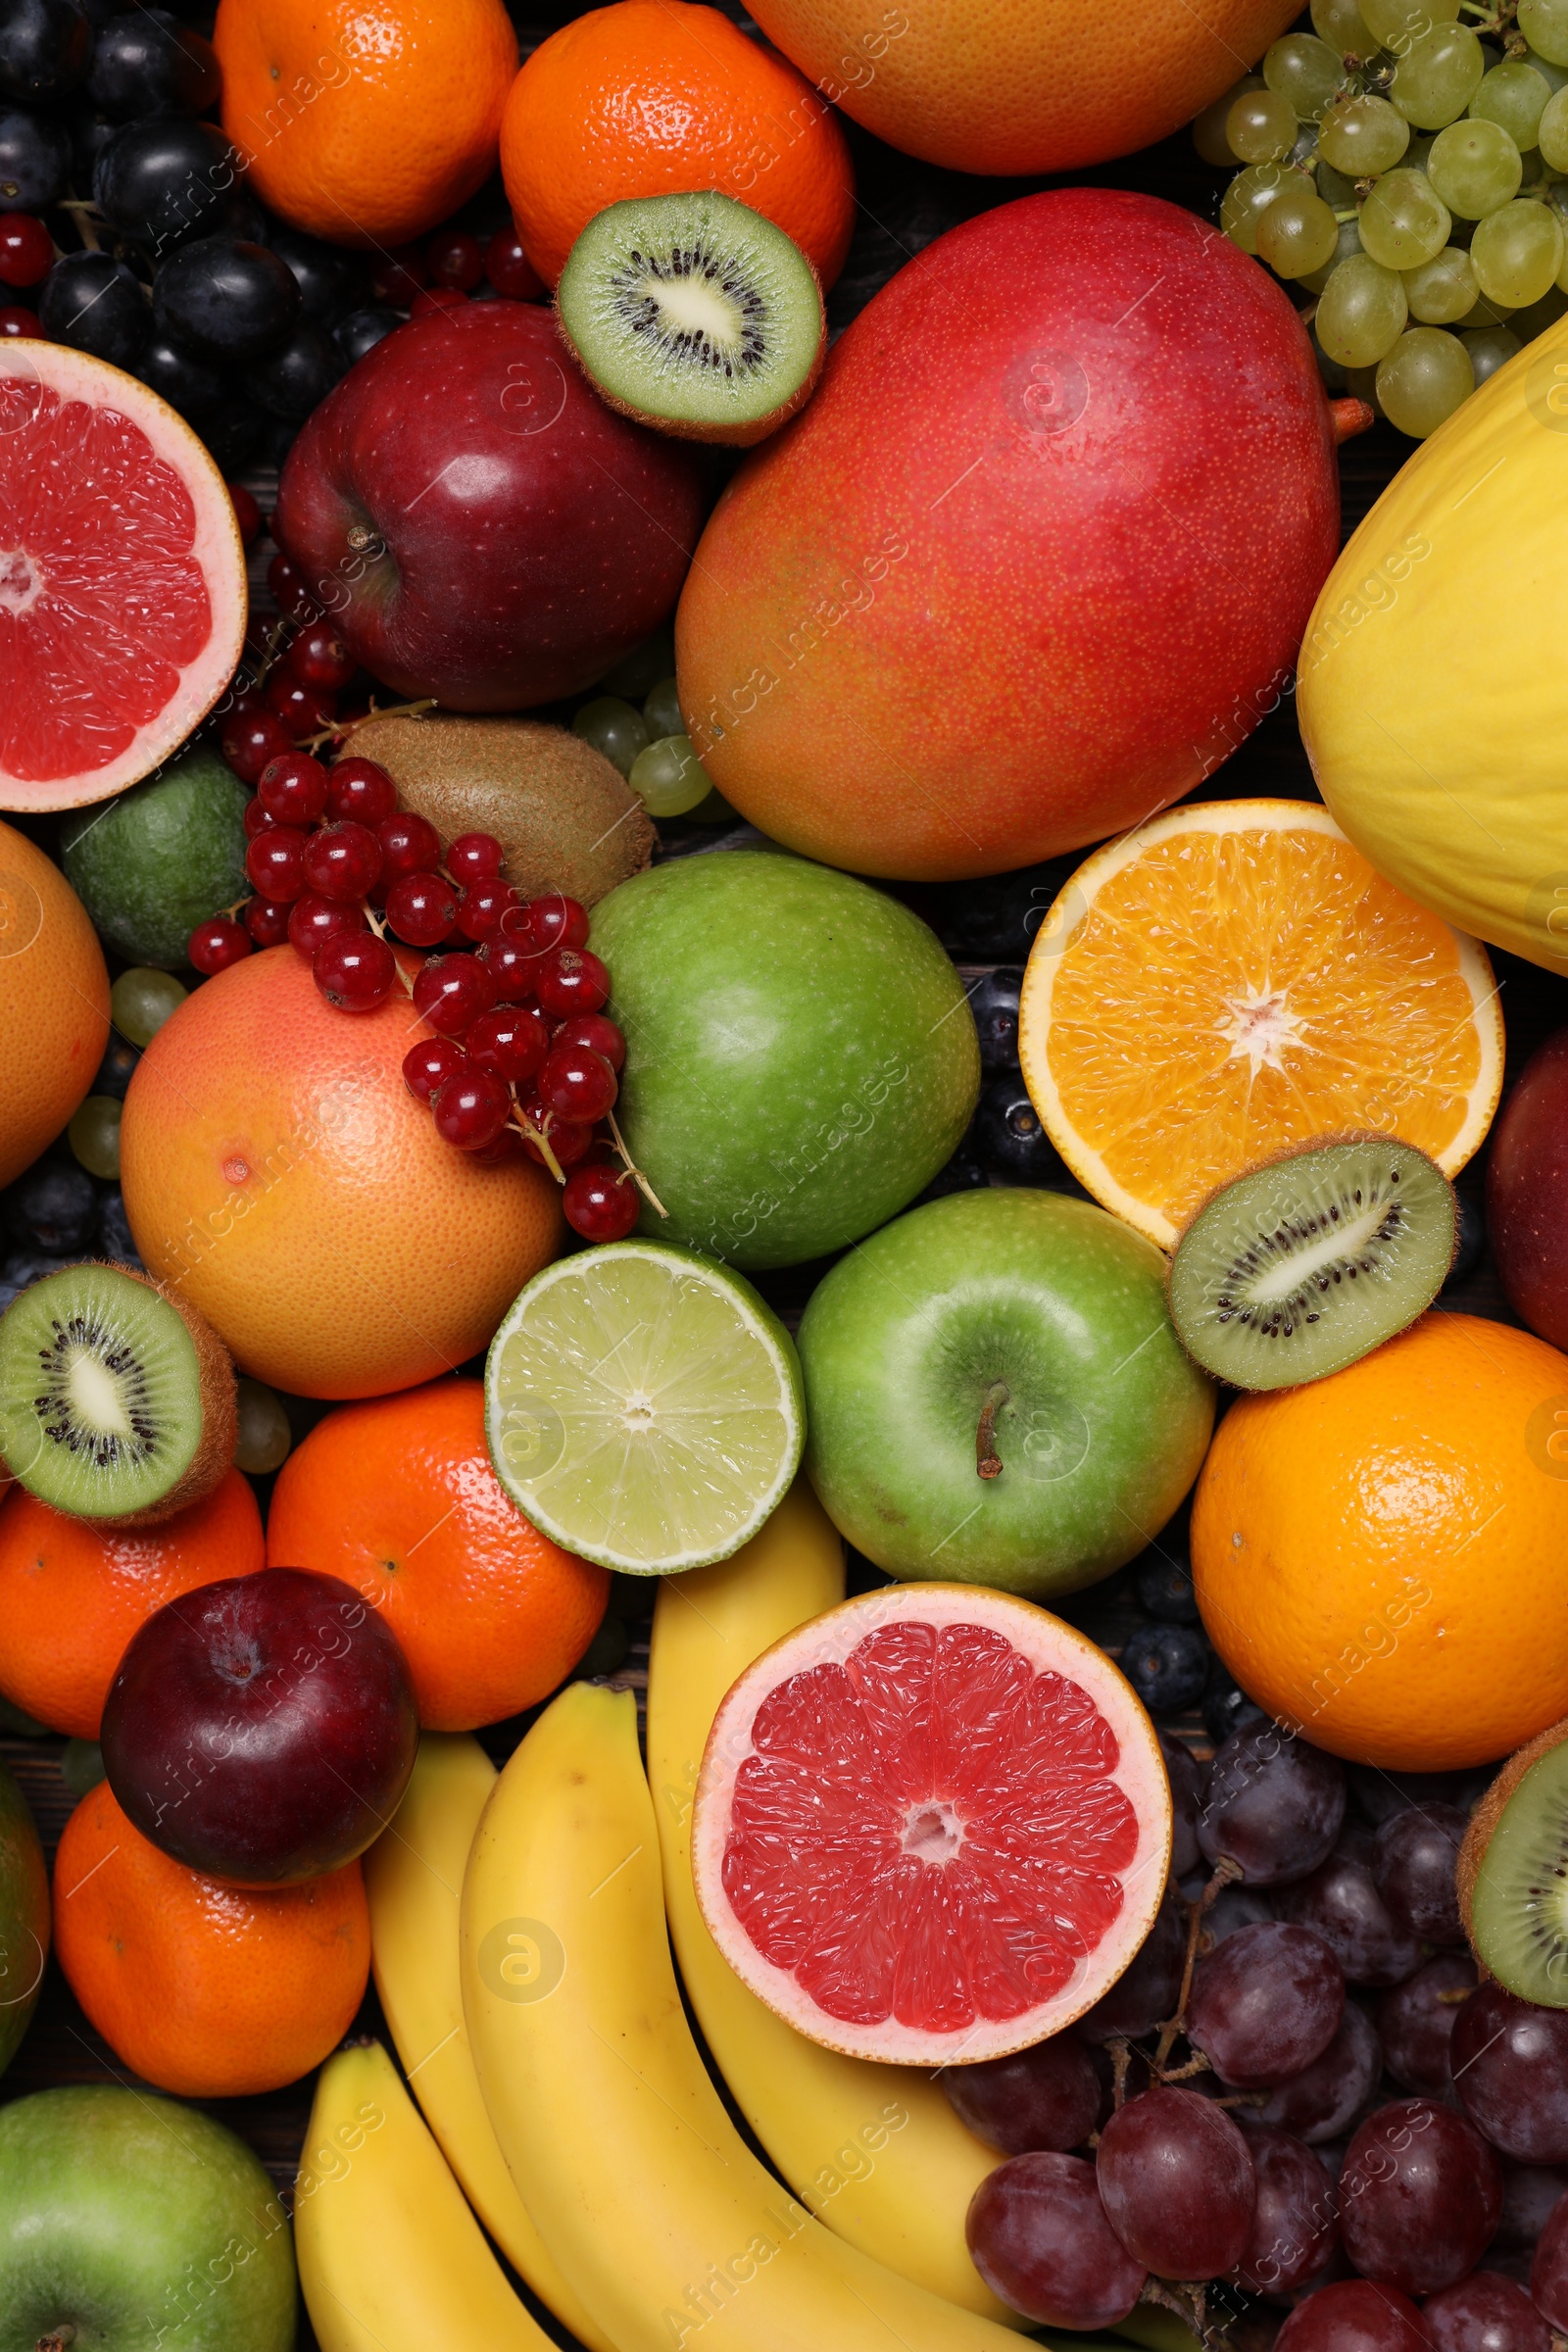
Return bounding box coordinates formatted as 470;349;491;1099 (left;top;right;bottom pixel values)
119;948;563;1400
215;0;518;248
500;1;855;290
0;1468;263;1740
265;1378;609;1730
1192;1313;1568;1771
0;820;109;1189
54;1781;368;2097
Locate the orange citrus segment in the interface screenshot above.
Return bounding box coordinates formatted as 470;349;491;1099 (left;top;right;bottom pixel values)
1019;801;1503;1250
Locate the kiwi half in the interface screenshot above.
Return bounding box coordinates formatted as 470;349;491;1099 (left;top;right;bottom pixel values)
1167;1135;1456;1390
0;1262;235;1525
556;190;825;447
1461;1721;1568;2006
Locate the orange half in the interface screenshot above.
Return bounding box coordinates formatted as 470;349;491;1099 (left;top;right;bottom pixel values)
1019;801;1503;1250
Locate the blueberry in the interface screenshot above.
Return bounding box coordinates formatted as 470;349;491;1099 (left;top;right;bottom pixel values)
94;117;239;251
972;1074;1066;1187
135;327;226;420
154;233;300;361
1120;1622;1212;1715
1442;1191;1484;1292
939;856;1080;961
966;965;1023;1073
1203;1670;1267;1747
251;321;343;416
0;104;71;212
3;1157;98;1253
0;0;91;104
916;1148;988;1205
90;1034;140;1102
86;9;219;120
0;1249;75;1310
1135;1551;1200;1625
267;225;366;327
72;109;114;180
333;304;401;366
38;250;148;368
97;1188;141;1268
201;397;267;472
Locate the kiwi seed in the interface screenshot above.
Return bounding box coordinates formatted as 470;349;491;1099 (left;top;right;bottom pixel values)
1460;1720;1568;2007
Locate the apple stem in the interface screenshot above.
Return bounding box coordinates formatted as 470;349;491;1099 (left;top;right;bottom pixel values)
975;1383;1008;1479
607;1108;667;1218
37;2329;76;2350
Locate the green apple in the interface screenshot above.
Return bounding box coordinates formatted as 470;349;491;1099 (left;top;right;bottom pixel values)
0;2086;296;2350
797;1188;1214;1596
0;1758;46;2081
589;850;980;1268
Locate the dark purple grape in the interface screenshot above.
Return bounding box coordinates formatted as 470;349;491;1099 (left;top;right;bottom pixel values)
1074;1888;1184;2045
155;235;301;363
1161;1732;1202;1878
1275;2278;1432;2350
1533;2188;1568;2330
1252;1996;1382;2145
1188;1920;1345;2089
1203;1674;1267;1747
134;329;225;422
251;322;345;416
1199;1724;1347;1886
333;304;402;365
964;2151;1146;2329
0;0;91;104
37;251;147;368
0;105;69;212
1231;2125;1339;2298
1096;2086;1256;2280
1373;1803;1466;1944
86;9;219;118
1278;1838;1424;1987
1422;2270;1549;2352
1197;1882;1275;1952
267;224;366;326
1495;2162;1568;2252
93;117;239;250
1340;2097;1502;2296
942;2033;1101;2156
1377;1953;1477;2097
1349;1764;1474;1827
1453;1984;1568;2164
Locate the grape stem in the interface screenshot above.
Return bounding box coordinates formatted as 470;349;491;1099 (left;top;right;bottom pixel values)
1139;2279;1218;2347
57;199;101;254
1107;2034;1132;2111
300;696;437;755
1154;1857;1243;2071
607;1106;668;1217
508;1107;566;1185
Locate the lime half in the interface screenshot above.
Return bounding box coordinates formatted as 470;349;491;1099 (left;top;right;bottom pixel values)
483;1242;805;1575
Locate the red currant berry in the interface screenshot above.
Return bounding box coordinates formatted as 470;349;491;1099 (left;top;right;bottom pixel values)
410;284;468;317
227;482;263;548
258;751;329;826
466;1005;550;1086
0;214;53;289
432;1067;511;1151
516;1103;595;1170
455;879;517;941
469;1124;524;1167
402;1036;468;1105
327;756;398;825
221;709;293;783
266;671;337;736
551;1012;626;1072
478;934;541;1004
385;870;459;948
287;622;357;692
427;228;485;291
288;892;367;960
243;796;275;839
512;894;590;956
0;307;41;337
484;230;545;301
266;552;319;621
563;1163;640;1243
536;945;611;1018
370;243;427;304
315;931;396;1012
304;820;382;902
187;915;252;976
412;953;495;1037
448;831;505;884
538;1044;617;1123
245;825;310;903
377;810;441;879
243;896;292;947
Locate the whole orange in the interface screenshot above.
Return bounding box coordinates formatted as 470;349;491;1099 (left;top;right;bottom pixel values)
265;1379;608;1730
0;820;109;1190
118;948;563;1400
55;1782;368;2097
1193;1313;1568;1772
215;0;517;248
746;0;1302;176
0;1468;263;1740
500;1;855;290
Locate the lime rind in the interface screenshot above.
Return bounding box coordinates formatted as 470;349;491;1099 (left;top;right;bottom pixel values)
483;1241;805;1575
1472;1738;1568;2007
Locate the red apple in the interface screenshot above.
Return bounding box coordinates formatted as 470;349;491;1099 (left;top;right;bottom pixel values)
1488;1027;1568;1349
100;1567;418;1886
273;303;706;710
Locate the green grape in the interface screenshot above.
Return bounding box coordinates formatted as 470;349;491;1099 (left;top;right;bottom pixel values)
1541;84;1568;169
1374;324;1475;431
1300;216;1365;291
1264;32;1349;122
1316;251;1411;364
1310;0;1378;52
1462;322;1524;380
1521;0;1568;68
109;966;185;1048
1528;47;1568;95
1405;132;1437;171
1319;90;1411;174
1361;0;1459;46
1229;86;1298;162
643;676;683;738
1456;288;1517;324
1471;195;1565;302
1391;24;1486;129
572;695;649;779
628;735;712;818
1257;183;1342;275
1360;168;1452;266
1316;158;1360;207
69;1095;122;1181
235;1379;293;1475
1429;118;1524;215
1194;74;1263;165
1469;61;1551;150
1402;241;1479;318
1220;161;1289;252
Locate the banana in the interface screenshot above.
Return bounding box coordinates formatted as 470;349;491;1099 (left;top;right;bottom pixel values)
462;1675;1092;2352
293;2036;555;2352
646;1479;1016;2324
363;1732;619;2352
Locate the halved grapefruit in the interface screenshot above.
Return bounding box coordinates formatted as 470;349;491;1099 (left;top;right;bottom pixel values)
0;342;247;812
692;1585;1172;2066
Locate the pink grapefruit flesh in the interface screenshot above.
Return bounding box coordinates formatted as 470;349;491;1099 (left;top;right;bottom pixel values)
692;1584;1173;2065
0;342;247;812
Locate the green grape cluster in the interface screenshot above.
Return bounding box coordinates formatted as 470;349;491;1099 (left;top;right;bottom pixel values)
1197;0;1568;440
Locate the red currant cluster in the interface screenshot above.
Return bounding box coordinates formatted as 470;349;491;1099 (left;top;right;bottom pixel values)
185;748;640;1244
368;225;545;312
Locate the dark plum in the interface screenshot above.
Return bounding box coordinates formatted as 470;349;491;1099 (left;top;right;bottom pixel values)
1377;1953;1477;2097
1073;1887;1185;2044
1231;2126;1338;2298
965;2151;1146;2329
1452;1984;1568;2164
0;0;91;103
1423;2271;1549;2352
1277;1837;1424;1986
1339;2097;1502;2296
93;117;243;249
1120;1621;1211;1715
1251;1996;1382;2144
0;105;70;211
1188;1920;1345;2088
154;234;300;362
250;322;344;416
1096;2085;1256;2280
941;2033;1101;2156
967;966;1023;1071
1372;1803;1466;1944
135;328;226;421
86;9;219;118
333;304;401;365
1275;2278;1432;2350
1198;1722;1346;1886
1161;1732;1202;1878
3;1157;97;1253
971;1074;1068;1186
37;250;147;366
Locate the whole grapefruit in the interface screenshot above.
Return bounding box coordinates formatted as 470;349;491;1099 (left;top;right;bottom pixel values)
746;0;1301;175
119;949;563;1399
0;819;109;1189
